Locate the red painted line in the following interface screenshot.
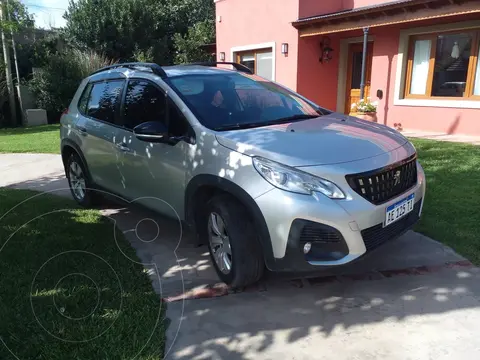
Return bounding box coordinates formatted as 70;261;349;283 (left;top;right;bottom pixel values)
162;260;475;303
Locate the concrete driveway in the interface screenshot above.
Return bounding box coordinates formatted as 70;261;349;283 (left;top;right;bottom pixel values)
2;153;480;359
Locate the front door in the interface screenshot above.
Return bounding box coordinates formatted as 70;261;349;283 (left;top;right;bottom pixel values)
115;79;188;218
345;43;373;114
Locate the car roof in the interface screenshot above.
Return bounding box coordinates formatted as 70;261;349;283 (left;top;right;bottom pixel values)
88;64;239;82
163;65;238;77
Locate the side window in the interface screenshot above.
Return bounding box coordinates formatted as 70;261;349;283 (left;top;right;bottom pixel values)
86;80;124;124
78;83;93;114
167;99;189;136
123;80;166;130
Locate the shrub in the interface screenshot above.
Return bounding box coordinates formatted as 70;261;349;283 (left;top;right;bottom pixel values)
28;49;115;117
351;97;378;113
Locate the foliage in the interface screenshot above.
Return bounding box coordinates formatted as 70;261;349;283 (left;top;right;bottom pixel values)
63;0;215;65
64;0;172;64
28;30;66;68
0;0;34;33
133;46;155;63
0;57;6;99
173;19;215;64
351;97;377;113
28;49;115;115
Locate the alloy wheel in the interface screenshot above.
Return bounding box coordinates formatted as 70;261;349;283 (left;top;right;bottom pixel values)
208;212;232;274
69;161;86;201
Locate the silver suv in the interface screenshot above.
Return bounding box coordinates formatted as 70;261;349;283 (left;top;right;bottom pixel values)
60;62;426;287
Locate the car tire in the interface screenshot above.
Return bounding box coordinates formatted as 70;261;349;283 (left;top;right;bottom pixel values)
205;194;264;288
66;153;101;207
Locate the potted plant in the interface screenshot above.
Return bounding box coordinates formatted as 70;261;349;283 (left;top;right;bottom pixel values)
350;98;378;122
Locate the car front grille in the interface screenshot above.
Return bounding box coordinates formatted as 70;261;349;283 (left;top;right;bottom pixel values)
345;154;418;205
361;198;422;252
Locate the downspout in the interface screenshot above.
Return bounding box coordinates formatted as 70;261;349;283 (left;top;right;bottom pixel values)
359;27;369;101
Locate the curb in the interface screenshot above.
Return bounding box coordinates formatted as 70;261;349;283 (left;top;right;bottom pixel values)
162;260;474;303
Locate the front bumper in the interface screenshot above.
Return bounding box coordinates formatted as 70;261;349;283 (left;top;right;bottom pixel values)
255;161;426;272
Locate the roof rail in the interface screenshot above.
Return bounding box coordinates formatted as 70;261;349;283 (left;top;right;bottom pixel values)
188;62;253;74
90;62;167;77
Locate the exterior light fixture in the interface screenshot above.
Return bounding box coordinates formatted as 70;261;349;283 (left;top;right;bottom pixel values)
219;52;225;61
281;43;289;55
319;37;334;63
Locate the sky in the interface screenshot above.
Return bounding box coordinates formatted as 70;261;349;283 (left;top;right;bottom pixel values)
23;0;69;29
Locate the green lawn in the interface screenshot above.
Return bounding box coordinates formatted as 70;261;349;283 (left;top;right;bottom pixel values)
0;124;60;154
412;139;480;265
0;188;165;359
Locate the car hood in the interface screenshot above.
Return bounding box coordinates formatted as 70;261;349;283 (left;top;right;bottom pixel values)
214;113;409;167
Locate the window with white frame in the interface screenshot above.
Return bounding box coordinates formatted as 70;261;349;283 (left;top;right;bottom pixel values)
236;48;274;81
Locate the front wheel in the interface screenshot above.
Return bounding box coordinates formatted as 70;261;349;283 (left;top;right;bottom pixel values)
205;194;264;288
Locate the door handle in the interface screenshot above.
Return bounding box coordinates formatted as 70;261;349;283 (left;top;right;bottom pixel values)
116;142;130;152
77;126;87;136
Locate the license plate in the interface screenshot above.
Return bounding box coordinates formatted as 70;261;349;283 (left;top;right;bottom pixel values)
384;193;415;227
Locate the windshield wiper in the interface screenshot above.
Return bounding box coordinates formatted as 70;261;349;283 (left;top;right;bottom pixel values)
214;114;319;131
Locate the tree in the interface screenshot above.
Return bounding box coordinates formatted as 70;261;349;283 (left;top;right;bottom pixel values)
0;0;34;126
170;0;215;63
63;0;216;65
173;19;215;64
64;0;172;64
0;0;34;33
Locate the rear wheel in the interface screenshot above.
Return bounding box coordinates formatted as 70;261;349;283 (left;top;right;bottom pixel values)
205;194;264;288
66;153;100;207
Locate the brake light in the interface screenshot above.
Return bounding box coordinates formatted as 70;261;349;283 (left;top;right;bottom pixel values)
62;108;69;115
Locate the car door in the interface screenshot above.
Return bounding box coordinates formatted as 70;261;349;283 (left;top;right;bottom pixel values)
75;79;126;196
114;79;190;218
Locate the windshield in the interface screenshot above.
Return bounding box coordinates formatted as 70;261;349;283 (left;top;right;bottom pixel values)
167;72;324;131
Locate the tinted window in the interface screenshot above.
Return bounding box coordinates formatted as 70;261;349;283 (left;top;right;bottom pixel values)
168;73;321;131
78;83;93;114
167;99;189;136
123;80;166;130
87;80;124;124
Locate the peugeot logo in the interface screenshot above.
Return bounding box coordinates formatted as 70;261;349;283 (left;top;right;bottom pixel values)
393;170;401;186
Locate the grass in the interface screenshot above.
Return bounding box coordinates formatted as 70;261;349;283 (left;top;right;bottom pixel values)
0;124;60;154
0;188;166;359
412;138;480;265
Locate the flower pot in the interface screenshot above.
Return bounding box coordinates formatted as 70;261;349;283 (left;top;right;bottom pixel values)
355;112;377;122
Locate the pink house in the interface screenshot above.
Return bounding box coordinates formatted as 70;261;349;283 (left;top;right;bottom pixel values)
215;0;480;135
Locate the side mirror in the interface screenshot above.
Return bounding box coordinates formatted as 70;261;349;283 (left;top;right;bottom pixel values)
133;121;168;143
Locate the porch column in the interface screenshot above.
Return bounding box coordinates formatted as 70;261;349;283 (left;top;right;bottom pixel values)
359;27;369;101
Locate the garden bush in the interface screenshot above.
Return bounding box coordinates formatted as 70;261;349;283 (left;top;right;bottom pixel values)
28;49;115;120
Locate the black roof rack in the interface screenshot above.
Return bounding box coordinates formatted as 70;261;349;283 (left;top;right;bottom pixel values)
188;62;253;74
90;62;167;77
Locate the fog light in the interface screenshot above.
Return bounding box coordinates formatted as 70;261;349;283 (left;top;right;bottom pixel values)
303;242;312;254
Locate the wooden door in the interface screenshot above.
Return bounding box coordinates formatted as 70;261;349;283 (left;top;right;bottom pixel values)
345;43;373;114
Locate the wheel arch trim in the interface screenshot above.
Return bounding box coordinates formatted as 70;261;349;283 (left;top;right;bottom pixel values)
61;139;92;181
185;174;275;269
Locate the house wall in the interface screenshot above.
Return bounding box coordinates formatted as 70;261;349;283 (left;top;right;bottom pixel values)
298;0;390;19
297;35;341;109
370;18;480;135
215;0;300;90
216;0;480;135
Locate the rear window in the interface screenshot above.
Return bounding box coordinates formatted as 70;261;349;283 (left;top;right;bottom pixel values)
168;73;321;130
78;83;93;114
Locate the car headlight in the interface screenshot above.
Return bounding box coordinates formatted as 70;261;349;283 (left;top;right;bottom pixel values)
252;157;345;199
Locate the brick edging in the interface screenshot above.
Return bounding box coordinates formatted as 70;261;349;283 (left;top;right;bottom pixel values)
162;260;474;303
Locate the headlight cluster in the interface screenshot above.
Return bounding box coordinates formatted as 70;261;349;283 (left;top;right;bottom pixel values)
253;157;345;199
